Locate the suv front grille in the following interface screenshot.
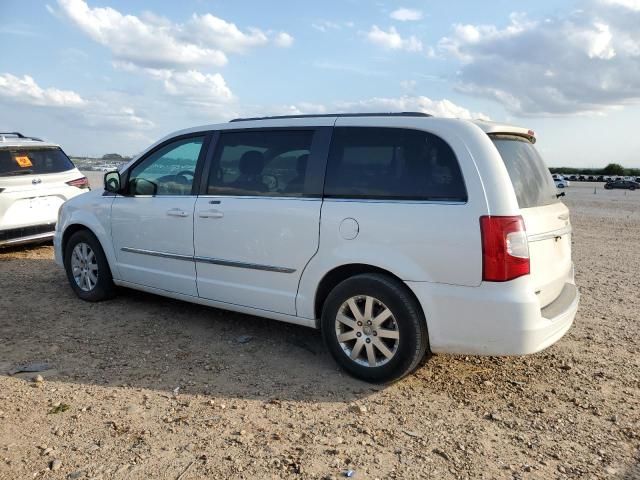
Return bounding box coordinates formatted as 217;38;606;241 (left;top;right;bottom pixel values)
0;223;55;242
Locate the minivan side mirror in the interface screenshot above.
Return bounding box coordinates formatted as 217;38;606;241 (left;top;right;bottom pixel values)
104;171;121;193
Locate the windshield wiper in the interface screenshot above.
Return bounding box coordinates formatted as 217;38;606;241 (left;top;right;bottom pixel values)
2;169;34;176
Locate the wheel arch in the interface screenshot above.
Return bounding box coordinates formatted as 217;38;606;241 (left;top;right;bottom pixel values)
313;263;426;327
60;222;119;280
61;224;93;262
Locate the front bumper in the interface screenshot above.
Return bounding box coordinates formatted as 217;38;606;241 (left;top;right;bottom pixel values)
53;229;64;267
407;275;579;356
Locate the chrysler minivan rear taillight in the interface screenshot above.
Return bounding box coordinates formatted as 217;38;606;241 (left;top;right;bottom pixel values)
480;215;530;282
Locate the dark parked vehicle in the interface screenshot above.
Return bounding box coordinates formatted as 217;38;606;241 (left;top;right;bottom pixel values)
604;180;639;190
596;175;604;182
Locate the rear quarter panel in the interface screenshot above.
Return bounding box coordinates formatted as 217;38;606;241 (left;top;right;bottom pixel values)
296;118;518;320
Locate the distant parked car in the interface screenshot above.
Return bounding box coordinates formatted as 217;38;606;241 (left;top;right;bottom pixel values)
553;175;569;188
604;180;639;190
596;175;604;182
568;175;578;181
1;132;89;247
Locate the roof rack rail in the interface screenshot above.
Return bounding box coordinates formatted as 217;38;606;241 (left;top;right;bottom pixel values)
229;112;432;123
0;132;43;142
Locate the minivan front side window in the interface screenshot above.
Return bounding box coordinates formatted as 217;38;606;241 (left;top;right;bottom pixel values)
324;127;467;201
128;136;204;196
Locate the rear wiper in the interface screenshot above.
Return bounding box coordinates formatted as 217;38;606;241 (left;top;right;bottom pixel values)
556;192;566;198
2;169;34;176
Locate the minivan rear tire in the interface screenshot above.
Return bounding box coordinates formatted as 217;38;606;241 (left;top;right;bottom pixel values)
321;273;429;383
64;230;116;302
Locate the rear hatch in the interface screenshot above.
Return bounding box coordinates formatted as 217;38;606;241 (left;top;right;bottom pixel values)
491;134;572;308
0;147;87;230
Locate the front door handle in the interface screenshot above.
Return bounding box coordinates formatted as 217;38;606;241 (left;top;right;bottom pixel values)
166;208;189;217
198;209;224;219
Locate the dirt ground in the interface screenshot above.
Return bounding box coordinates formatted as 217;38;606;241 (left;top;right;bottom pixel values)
0;182;639;480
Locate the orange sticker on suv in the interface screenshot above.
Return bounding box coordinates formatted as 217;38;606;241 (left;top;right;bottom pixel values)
14;155;33;168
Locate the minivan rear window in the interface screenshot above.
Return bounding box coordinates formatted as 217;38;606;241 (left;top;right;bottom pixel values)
491;135;558;208
0;148;75;177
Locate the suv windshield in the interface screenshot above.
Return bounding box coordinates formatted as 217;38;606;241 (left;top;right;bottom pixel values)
491;135;558;208
0;147;75;177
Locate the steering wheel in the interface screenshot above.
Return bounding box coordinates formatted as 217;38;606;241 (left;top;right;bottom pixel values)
176;170;195;179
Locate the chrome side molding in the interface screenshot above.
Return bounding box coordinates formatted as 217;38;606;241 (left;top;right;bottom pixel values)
120;247;296;274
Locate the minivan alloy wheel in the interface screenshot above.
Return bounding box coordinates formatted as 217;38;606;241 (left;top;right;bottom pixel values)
71;242;98;291
335;295;400;367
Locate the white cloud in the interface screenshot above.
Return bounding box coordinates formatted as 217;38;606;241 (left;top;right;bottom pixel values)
82;104;154;130
263;96;488;120
55;0;293;70
438;5;640;115
186;13;269;53
56;0;226;68
161;70;234;106
390;8;423;22
273;32;294;48
0;72;153;131
111;62;235;110
601;0;640;10
0;73;86;107
366;25;423;52
312;20;354;32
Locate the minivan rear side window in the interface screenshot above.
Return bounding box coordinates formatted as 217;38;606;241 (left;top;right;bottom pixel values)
0;148;75;177
324;127;467;201
491;135;558;208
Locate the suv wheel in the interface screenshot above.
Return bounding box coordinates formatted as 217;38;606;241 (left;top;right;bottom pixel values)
321;273;429;383
64;230;116;301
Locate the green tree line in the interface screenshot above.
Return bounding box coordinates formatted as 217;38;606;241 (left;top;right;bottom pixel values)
549;163;640;176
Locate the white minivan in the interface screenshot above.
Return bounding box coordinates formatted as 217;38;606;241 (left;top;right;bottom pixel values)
54;113;579;382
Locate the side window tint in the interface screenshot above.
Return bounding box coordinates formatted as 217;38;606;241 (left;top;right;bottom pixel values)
207;130;313;196
325;127;467;201
128;137;204;196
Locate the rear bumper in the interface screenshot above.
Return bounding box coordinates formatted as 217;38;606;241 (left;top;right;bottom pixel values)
407;274;579;356
0;223;56;247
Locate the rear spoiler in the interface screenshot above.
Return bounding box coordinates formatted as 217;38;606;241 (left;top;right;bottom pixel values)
488;132;536;144
471;120;537;144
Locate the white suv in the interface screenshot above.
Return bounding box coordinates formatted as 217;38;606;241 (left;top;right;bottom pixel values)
1;132;89;247
54;113;579;382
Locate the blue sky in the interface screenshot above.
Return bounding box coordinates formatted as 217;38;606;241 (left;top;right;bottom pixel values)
1;0;639;167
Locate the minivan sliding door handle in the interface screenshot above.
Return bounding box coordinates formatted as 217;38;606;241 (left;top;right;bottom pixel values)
198;209;224;219
166;208;189;217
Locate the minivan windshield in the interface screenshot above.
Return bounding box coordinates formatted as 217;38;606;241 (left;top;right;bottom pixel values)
491;135;558;208
0;147;75;177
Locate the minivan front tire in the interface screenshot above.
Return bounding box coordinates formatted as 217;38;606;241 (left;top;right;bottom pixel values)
321;273;429;383
64;230;116;302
